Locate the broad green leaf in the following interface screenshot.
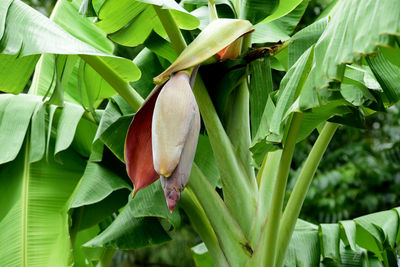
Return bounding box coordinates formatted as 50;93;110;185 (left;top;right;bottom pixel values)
91;97;133;162
339;220;357;251
288;18;327;68
73;225;103;267
252;22;290;44
0;94;38;164
0;94;93;164
98;115;132;162
154;19;253;84
319;224;341;264
298;0;400;110
71;146;132;231
144;31;178;63
132;48;167;98
284;220;320;266
252;0;309;44
286;208;400;266
29;0;136;107
71;162;131;208
84;217;171;249
71;116;99;158
53;0;114;54
380;45;400;67
92;93;134;162
260;0;303;24
95;0;199;47
0;139;85;267
0;54;39;93
84;180;181;249
54;102;85;156
191;243;215;267
269;46;314;140
367;50;400;105
0;0;140;94
239;0;278;25
354;209;399;259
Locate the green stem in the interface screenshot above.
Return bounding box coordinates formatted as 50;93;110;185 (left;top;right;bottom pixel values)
249;112;303;267
188;164;251;266
79;55;143;111
275;122;339;267
225;81;256;188
180;189;229;267
154;4;256;239
153;6;187;54
96;248;116;267
250;149;282;247
193;77;256;239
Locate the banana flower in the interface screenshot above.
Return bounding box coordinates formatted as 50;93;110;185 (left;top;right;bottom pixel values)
125;71;200;212
125;18;253;212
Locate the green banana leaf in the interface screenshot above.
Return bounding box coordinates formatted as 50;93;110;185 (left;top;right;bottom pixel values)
0;0;140;94
0;138;85;266
284;207;400;266
84;180;181;249
252;0;309;44
298;0;400;110
95;0;199;47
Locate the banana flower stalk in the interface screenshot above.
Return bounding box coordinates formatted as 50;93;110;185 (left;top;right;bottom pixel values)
125;70;200;212
125;18;253;212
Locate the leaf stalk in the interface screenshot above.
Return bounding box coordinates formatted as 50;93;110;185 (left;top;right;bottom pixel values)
250;112;303;267
275;122;339;267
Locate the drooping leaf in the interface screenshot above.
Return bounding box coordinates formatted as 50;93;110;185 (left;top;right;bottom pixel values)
260;0;304;24
94;0;199;47
0;0;140;94
154;19;253;84
84;180;180;249
284;220;320;267
71;162;131;208
240;0;278;25
288;17;327;68
54;102;85;156
367;50;400;105
252;0;309;44
319;224;341;264
70;162;131;230
298;0;400;110
132;48;167;98
144;31;178;63
0;94;39;164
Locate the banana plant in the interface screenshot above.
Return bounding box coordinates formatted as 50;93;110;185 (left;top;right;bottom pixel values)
0;0;400;266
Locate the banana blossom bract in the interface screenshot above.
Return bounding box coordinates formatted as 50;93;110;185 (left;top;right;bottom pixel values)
125;18;253;212
125;71;200;212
